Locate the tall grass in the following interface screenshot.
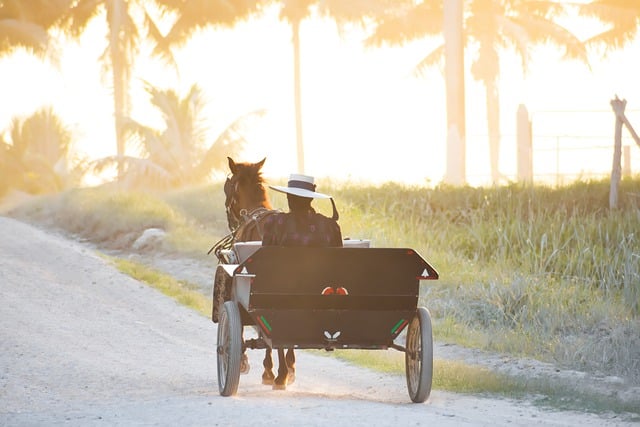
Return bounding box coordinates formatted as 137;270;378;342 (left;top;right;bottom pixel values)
327;178;640;381
7;177;640;383
331;179;640;315
8;186;219;255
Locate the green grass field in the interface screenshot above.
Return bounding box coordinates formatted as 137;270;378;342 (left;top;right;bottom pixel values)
7;177;640;405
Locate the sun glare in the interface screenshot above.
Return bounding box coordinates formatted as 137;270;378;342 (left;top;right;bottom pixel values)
1;5;639;187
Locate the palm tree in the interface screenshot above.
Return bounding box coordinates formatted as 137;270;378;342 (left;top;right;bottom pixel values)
91;83;265;190
60;1;265;183
369;0;589;184
0;0;70;59
577;1;640;50
59;0;179;183
271;0;388;173
163;0;388;173
0;107;86;195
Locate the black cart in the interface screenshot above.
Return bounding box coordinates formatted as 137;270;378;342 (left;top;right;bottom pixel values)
212;243;439;403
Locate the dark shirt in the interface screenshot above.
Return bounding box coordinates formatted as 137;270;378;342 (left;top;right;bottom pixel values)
262;209;342;247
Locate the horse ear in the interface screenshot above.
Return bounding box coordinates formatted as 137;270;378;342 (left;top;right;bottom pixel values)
256;157;266;170
228;157;237;174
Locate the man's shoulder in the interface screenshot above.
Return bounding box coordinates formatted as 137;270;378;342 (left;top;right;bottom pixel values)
264;211;287;223
311;212;337;223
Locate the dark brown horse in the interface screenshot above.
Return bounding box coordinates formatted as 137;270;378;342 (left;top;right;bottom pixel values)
218;157;295;389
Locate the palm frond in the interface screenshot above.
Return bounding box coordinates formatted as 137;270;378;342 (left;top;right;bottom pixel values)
577;0;640;24
511;14;589;64
198;108;267;176
577;0;639;50
317;0;391;26
583;27;636;51
413;44;445;78
366;0;442;47
0;18;49;57
163;0;260;47
90;155;172;189
2;107;79;194
60;0;104;37
497;16;532;71
144;6;178;70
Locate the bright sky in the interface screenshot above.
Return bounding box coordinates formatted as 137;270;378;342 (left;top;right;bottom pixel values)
1;6;639;186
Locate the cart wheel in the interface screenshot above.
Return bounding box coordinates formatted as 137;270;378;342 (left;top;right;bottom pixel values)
405;307;433;403
212;266;230;323
217;301;243;396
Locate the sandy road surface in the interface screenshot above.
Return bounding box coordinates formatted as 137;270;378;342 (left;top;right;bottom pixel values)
0;216;633;426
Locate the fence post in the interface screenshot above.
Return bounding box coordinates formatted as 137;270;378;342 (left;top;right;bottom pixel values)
517;104;533;184
623;145;631;177
610;97;625;209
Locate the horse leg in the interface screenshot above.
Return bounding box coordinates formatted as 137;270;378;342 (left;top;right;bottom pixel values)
285;348;296;384
273;348;289;390
262;348;275;385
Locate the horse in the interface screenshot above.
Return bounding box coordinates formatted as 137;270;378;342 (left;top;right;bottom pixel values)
218;156;296;390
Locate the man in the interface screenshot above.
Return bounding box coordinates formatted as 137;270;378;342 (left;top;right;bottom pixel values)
262;174;342;247
259;174;342;388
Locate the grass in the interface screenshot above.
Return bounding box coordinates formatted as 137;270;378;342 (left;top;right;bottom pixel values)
6;177;640;409
106;254;637;415
8;186;221;255
316;349;512;393
321;349;640;416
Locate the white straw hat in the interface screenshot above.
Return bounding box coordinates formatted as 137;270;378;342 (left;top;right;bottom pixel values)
269;174;331;199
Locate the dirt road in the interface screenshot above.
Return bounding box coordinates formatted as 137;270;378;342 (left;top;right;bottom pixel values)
0;216;632;426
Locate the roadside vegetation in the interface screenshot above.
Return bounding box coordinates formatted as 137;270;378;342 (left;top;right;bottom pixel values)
7;177;640;388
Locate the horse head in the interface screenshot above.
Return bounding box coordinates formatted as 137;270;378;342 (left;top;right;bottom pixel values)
225;157;273;232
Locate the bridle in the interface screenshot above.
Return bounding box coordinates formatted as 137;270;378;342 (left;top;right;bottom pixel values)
224;175;241;231
223;174;276;237
211;175;269;260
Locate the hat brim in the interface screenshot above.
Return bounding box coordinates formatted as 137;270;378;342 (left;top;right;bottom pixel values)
269;185;331;199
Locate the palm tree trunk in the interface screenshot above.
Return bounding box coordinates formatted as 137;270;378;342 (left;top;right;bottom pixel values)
485;78;501;184
292;18;304;174
109;0;127;184
112;64;126;183
443;0;466;185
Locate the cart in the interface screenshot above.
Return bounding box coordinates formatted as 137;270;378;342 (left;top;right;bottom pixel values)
212;241;439;403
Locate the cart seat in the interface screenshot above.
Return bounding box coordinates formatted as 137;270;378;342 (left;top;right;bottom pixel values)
233;241;262;263
342;239;370;248
233;239;370;264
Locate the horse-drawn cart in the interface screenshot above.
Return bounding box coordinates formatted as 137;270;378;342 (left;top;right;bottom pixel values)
212;240;439;403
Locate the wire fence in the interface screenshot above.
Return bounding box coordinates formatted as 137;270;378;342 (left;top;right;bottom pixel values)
531;109;640;186
466;109;640;186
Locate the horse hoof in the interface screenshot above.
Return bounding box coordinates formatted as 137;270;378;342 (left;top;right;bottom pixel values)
288;369;296;385
273;374;288;390
262;371;275;385
240;354;250;375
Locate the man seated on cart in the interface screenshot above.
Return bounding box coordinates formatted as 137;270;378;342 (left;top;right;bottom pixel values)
252;173;342;387
262;173;342;247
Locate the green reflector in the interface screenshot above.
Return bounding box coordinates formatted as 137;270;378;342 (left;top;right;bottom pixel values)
260;315;272;332
391;318;406;334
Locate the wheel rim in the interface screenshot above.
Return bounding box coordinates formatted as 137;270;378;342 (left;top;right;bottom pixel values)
406;316;422;396
217;308;229;391
216;301;242;396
